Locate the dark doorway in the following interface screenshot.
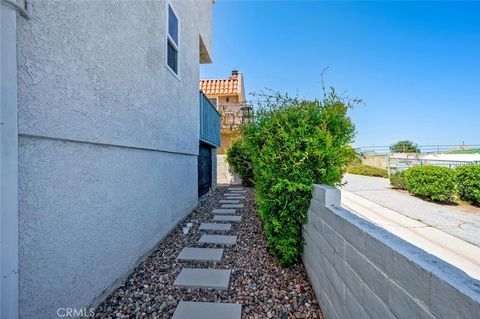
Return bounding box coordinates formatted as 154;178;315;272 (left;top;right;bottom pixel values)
198;142;213;196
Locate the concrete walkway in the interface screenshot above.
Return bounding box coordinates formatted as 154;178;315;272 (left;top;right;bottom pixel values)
341;173;480;280
342;173;480;247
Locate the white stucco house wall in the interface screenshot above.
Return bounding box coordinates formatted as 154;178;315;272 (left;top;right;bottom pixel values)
0;0;216;318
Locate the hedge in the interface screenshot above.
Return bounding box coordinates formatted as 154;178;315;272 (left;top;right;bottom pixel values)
242;90;356;266
390;171;407;190
225;139;254;186
347;164;388;178
456;165;480;205
404;166;455;202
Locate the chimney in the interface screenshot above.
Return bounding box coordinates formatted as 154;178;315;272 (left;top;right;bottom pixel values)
231;70;239;79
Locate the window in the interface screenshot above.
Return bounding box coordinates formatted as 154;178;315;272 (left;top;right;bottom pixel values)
167;4;179;74
167;41;177;74
208;98;217;108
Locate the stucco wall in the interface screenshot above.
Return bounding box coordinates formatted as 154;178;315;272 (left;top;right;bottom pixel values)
16;0;212;317
1;3;20;318
303;185;480;319
217;155;242;185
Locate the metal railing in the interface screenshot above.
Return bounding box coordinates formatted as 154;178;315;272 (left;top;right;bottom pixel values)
388;157;478;174
356;144;480;155
199;91;221;147
217;102;253;130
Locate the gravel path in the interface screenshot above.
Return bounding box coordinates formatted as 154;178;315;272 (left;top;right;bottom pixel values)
95;186;323;318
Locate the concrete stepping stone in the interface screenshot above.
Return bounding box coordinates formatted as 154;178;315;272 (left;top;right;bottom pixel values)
199;223;232;231
221;204;244;209
212;208;237;215
173;301;241;319
177;247;223;262
173;268;231;290
224;196;245;200
228;187;244;191
213;215;242;222
219;200;240;204
199;234;237;246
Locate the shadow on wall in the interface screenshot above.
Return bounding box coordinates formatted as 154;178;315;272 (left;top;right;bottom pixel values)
217;154;242;185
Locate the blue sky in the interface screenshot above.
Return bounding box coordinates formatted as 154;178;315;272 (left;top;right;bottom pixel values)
200;1;480;148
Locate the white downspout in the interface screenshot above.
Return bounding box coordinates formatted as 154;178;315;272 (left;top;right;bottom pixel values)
0;1;19;318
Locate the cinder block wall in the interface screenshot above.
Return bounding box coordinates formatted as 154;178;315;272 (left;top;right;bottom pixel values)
302;184;480;319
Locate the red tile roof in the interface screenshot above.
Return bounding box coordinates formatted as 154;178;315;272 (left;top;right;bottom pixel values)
200;78;239;96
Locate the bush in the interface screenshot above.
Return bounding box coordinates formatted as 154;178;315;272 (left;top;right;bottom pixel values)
404;166;455;202
390;171;407;189
225;139;254;187
456;165;480;205
242;90;356;266
347;164;388;178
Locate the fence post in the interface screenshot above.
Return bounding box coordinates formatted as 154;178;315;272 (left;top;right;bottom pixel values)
387;154;391;177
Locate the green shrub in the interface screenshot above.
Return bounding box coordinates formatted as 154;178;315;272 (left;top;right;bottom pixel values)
225;139;254;187
347;164;388;178
242;90;356;266
456;165;480;205
404;166;455;202
390;171;407;189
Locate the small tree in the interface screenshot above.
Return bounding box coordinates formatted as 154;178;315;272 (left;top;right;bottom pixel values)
242;89;357;266
390;140;420;153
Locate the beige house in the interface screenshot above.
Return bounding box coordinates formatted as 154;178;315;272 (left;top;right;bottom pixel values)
200;70;251;183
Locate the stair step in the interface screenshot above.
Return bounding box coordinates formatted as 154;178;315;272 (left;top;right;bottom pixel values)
173;302;241;319
199;223;232;231
228;187;244;191
177;247;223;262
199;234;237;246
173;268;231;290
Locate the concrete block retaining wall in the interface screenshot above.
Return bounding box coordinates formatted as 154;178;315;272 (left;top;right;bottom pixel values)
302;184;480;319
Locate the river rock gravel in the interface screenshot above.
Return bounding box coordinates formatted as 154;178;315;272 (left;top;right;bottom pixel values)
95;186;323;318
